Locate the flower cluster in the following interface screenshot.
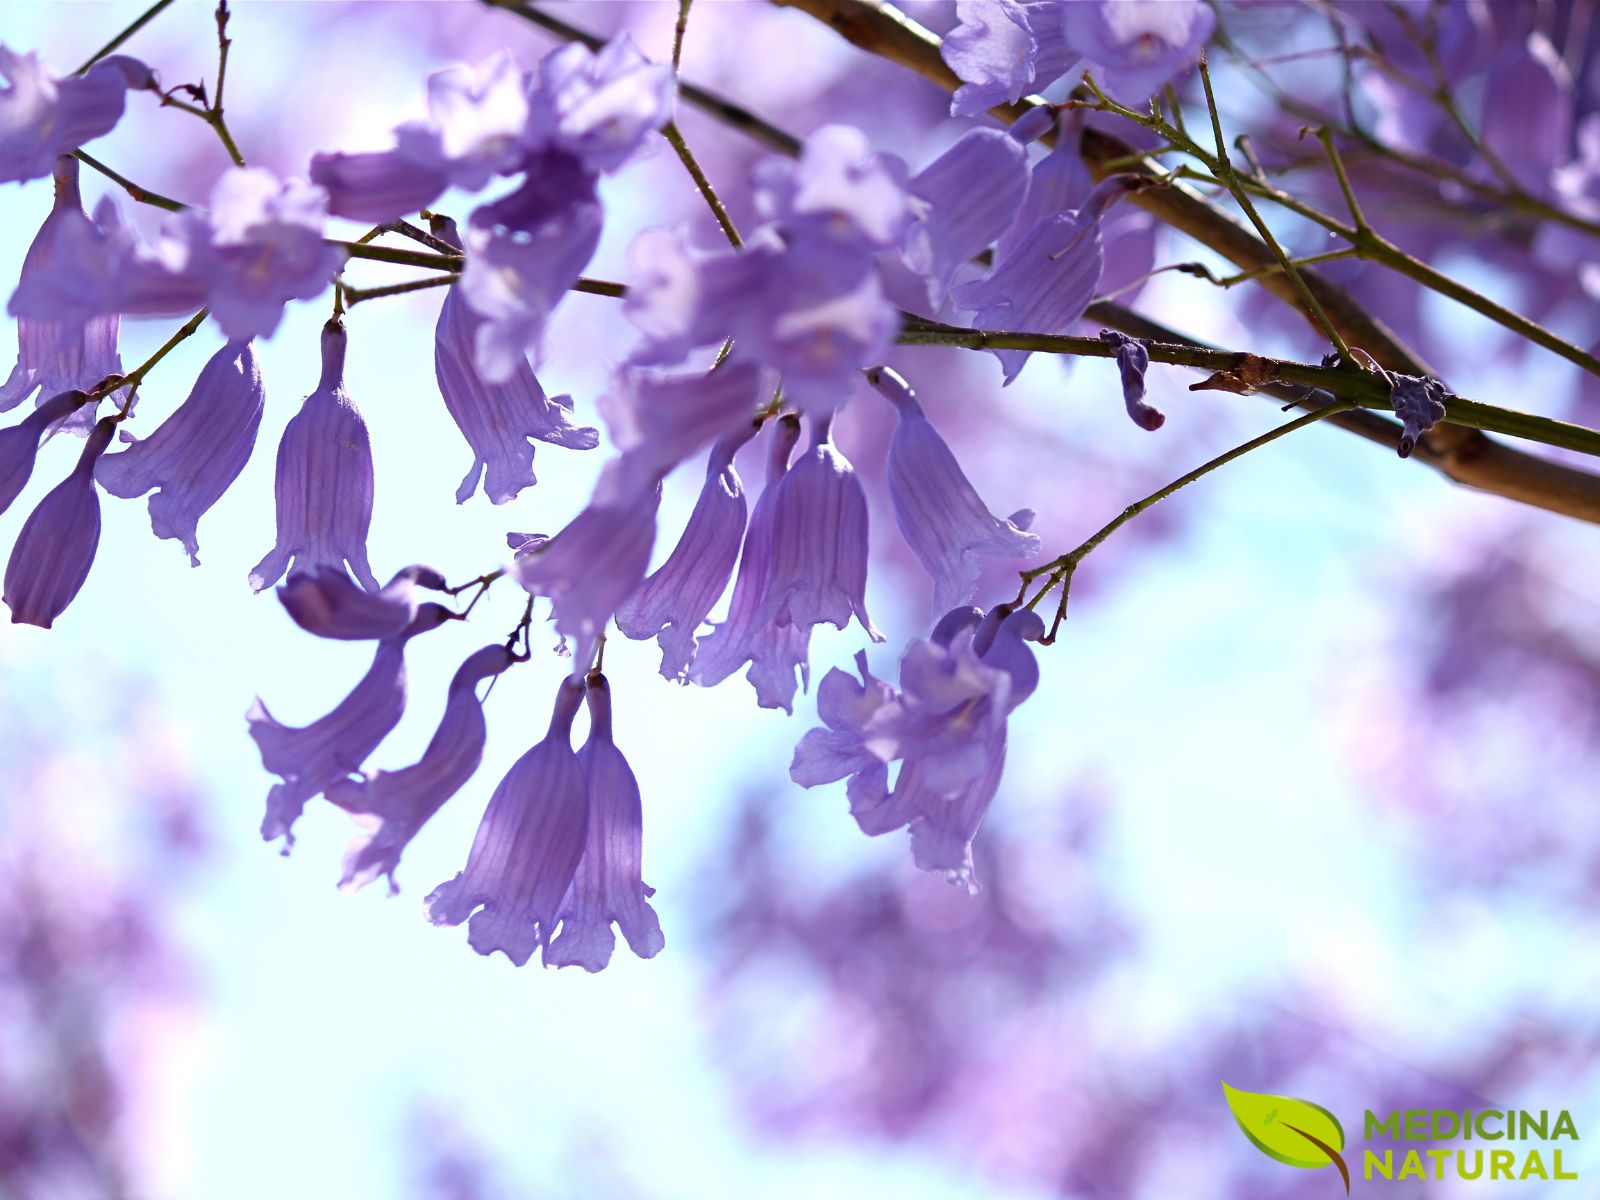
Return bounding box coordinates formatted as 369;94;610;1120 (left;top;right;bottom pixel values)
0;18;1208;975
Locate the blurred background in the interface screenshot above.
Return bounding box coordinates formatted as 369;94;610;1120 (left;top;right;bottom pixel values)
2;2;1598;1198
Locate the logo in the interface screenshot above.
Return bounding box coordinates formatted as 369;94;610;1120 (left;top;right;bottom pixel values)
1222;1083;1581;1190
1223;1082;1351;1194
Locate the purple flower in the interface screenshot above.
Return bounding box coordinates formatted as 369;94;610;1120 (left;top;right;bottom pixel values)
6;194;210;333
0;389;91;515
790;606;1046;890
1060;0;1215;103
1482;34;1572;188
526;37;675;175
868;366;1040;611
0;47;143;184
432;218;598;503
249;321;380;592
690;416;814;712
3;412;115;628
8;169;343;343
426;675;590;966
429;52;532;187
249;603;452;847
616;427;755;680
516;459;660;674
277;563;446;641
1389;372;1449;459
545;672;664;971
1;158;122;430
753;125;914;265
95;340;265;564
1097;329;1163;430
941;1;1079;118
995;113;1093;263
598;360;764;486
761;415;882;641
902;129;1031;307
951;176;1139;383
457;194;601;384
326;644;515;893
182;169;345;342
309;124;450;224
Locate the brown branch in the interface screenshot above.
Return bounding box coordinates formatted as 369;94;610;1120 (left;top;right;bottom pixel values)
772;0;1600;525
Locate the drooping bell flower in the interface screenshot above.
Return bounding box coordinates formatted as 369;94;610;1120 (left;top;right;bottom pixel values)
3;412;115;627
0;48;151;184
0;388;90;515
902;129;1030;308
691;416;813;712
760;414;881;641
431;217;598;504
940;0;1078;117
516;458;661;674
525;37;675;175
249;320;380;592
1;158;122;430
249;603;452;848
951;176;1142;383
95;340;265;564
277;563;446;641
616;427;755;680
327;644;515;893
1098;330;1163;431
545;672;664;971
869;366;1040;611
427;675;591;966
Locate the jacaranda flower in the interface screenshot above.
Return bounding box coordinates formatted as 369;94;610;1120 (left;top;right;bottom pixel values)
869;366;1040;611
902;128;1030;307
940;0;1078;117
432;217;599;504
0;388;90;515
1098;330;1163;431
426;675;591;966
327;643;515;893
0;47;151;184
277;563;446;641
1060;0;1215;103
3;412;115;628
1;158;122;430
249;603;453;848
545;672;665;972
96;340;265;564
249;321;380;592
616;427;755;680
691;416;813;712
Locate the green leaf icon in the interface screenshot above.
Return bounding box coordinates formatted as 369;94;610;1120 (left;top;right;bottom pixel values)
1221;1082;1349;1191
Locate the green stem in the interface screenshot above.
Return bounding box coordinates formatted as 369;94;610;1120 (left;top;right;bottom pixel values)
1025;402;1355;643
101;308;209;398
73;150;185;211
334;241;463;270
75;0;174;74
1193;55;1352;360
662;122;742;247
672;0;693;72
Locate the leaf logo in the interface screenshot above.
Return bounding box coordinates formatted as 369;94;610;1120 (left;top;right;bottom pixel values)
1222;1082;1351;1194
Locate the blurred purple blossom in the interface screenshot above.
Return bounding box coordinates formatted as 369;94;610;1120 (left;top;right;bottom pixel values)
0;47;146;184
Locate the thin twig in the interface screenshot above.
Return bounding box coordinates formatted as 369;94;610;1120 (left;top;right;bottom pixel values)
73;150;185;211
74;0;174;74
662;123;742;246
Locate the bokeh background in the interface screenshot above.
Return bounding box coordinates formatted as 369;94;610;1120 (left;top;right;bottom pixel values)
3;2;1598;1198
